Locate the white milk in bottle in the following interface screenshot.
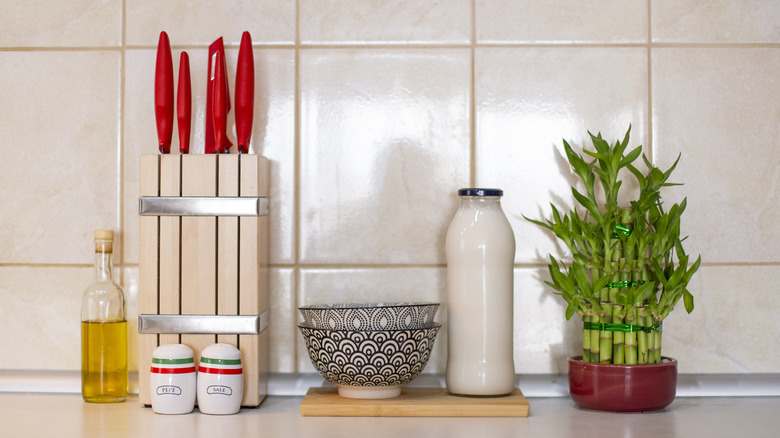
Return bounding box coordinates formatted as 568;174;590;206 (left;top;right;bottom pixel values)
445;188;516;396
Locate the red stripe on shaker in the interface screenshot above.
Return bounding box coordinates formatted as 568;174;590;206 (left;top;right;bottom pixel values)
198;366;242;375
150;366;196;374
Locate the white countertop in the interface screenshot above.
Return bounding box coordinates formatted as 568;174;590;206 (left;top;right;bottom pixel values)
4;392;780;438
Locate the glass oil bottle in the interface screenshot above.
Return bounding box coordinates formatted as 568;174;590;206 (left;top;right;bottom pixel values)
81;230;127;403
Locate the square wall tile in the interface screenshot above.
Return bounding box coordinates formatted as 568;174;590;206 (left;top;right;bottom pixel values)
475;47;648;264
125;0;295;45
300;0;471;44
269;269;296;373
0;51;121;264
476;0;648;44
515;268;578;374
123;49;296;264
0;266;91;370
652;0;780;43
299;49;471;265
0;0;121;47
652;48;780;263
297;267;447;373
664;265;780;373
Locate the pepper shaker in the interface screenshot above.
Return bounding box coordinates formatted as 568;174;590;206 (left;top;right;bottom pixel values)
150;344;196;414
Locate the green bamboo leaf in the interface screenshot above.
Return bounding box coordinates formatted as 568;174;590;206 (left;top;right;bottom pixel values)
565;299;579;320
572;188;603;224
633;283;655;305
683;290;694;313
619;146;642;168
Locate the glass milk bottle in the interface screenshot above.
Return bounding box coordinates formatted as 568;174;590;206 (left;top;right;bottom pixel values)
445;188;516;396
81;230;127;403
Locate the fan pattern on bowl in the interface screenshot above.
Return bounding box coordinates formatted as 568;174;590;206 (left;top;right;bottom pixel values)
299;324;440;388
299;303;439;330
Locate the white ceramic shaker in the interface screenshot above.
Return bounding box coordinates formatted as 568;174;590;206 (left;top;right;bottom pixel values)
197;343;243;415
149;344;196;414
445;188;516;396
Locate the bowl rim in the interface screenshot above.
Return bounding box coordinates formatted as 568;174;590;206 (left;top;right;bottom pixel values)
298;321;442;332
298;302;440;311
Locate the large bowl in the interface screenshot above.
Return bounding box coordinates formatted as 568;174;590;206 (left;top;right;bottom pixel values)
298;302;439;330
298;322;441;399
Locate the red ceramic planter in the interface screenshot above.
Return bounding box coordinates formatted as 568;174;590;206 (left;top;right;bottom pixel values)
568;356;678;412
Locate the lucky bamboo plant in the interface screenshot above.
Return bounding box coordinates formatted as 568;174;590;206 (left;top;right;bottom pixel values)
526;126;700;365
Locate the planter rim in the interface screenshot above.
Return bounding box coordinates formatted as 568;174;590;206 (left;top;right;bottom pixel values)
568;355;677;369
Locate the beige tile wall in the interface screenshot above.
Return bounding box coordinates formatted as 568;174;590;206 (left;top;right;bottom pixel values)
1;1;779;376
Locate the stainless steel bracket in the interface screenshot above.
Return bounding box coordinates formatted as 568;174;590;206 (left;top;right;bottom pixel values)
138;311;269;335
138;196;268;217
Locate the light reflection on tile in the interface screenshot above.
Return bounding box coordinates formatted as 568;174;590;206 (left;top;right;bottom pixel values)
652;48;780;263
299;49;470;264
475;47;648;264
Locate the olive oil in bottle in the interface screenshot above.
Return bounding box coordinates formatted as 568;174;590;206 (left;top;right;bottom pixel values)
81;230;127;403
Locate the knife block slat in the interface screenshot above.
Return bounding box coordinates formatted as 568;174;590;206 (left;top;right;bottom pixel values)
138;154;270;407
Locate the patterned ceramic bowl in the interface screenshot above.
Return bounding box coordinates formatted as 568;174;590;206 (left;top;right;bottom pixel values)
298;302;439;330
298;322;441;399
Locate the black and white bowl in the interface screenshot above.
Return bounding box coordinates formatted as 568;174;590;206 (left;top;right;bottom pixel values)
298;302;439;330
298;322;441;399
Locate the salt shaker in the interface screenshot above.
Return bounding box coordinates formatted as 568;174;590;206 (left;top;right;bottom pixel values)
445;188;516;396
197;343;243;415
150;344;196;414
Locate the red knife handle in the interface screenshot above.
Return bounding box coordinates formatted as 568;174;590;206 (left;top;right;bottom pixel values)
213;50;228;154
235;31;254;154
154;31;174;154
177;52;191;154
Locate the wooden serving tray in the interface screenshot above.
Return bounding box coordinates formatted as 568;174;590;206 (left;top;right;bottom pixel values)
300;387;530;417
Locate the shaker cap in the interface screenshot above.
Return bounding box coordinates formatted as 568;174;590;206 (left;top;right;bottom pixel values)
152;343;194;360
458;188;503;197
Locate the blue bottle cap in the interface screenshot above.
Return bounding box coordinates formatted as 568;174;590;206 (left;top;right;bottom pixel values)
458;188;503;197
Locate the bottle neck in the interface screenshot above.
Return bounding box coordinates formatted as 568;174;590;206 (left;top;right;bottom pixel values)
94;250;113;282
460;195;502;209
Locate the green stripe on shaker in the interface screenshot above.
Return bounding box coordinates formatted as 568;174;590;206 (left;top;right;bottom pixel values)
152;357;194;364
200;357;241;365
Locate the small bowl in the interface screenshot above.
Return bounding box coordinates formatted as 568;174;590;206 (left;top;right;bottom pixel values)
298;322;441;399
298;302;439;330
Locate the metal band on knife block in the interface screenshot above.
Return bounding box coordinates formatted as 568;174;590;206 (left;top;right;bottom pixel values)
139;196;269;217
138;311;270;335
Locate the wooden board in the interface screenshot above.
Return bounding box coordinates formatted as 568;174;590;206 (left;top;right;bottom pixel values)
300;387;530;417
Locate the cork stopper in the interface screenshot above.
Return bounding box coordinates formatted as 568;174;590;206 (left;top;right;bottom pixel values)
94;229;114;253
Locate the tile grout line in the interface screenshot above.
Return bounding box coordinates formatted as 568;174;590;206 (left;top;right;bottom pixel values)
469;0;477;188
647;0;654;164
292;0;302;374
118;0;127;277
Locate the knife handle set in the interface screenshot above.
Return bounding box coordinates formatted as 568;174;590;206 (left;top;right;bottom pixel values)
138;153;270;407
155;30;255;155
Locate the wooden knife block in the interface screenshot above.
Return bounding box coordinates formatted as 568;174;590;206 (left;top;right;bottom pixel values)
138;154;270;407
